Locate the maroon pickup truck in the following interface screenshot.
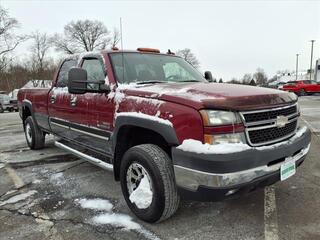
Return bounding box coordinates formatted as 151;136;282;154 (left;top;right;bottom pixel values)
18;48;311;223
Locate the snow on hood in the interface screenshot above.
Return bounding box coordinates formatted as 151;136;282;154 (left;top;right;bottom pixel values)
122;82;297;111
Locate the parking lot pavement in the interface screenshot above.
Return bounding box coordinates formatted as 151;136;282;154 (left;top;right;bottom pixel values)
299;95;320;135
0;96;320;240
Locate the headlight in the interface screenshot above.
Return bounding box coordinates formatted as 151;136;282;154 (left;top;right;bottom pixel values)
200;110;241;126
200;110;245;145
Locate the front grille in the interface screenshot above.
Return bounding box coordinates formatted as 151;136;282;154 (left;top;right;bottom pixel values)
243;105;297;123
248;120;297;145
240;104;299;146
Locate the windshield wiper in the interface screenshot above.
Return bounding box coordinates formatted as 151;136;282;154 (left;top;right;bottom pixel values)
136;80;167;85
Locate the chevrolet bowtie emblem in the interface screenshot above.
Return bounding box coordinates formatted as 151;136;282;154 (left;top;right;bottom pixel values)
276;115;289;128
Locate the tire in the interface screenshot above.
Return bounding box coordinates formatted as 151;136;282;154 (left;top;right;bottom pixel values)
0;106;3;113
24;116;45;150
120;144;180;223
298;89;306;96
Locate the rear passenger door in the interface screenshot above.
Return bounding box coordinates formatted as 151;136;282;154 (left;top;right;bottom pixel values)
48;59;77;139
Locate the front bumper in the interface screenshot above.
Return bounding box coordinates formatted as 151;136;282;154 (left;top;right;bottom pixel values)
172;126;311;201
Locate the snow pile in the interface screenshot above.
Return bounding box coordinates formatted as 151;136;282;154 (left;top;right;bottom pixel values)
177;139;251;154
49;172;65;185
116;112;173;127
77;198;113;211
92;213;141;230
0;190;37;206
129;176;153;209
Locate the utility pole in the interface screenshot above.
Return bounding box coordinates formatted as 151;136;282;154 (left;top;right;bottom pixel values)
295;54;299;81
309;40;315;80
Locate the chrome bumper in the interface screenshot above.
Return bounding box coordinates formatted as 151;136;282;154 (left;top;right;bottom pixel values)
174;143;310;191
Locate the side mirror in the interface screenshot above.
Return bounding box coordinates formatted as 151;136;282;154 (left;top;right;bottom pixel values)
204;71;213;82
68;68;111;94
68;68;88;94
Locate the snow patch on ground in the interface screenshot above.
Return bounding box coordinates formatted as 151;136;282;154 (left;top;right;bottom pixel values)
0;190;37;206
129;176;153;209
76;198;113;211
74;195;160;239
116;112;172;127
92;213;141;230
177;126;309;154
50;172;65;185
32;179;42;184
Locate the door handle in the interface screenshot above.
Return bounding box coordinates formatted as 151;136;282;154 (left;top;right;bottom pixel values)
50;95;56;103
70;97;77;107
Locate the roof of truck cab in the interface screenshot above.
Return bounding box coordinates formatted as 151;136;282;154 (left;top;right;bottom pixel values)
63;49;178;60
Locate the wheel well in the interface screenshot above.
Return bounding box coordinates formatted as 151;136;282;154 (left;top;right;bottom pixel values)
22;106;32;123
113;126;171;181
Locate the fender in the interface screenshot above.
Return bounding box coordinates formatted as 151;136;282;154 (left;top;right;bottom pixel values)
21;99;33;118
112;114;180;152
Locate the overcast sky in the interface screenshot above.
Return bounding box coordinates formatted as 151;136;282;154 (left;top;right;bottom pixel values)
2;0;320;80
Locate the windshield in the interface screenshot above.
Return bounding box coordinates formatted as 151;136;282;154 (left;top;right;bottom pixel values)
110;53;206;84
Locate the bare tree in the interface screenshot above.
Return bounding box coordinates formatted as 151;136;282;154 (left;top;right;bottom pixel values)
29;31;52;73
0;6;25;72
229;78;240;84
253;68;268;86
241;73;252;85
53;19;111;54
219;78;223;83
110;28;120;48
176;48;200;68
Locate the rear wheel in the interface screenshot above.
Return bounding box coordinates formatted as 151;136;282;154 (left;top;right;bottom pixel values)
120;144;180;223
0;106;3;113
24;116;45;150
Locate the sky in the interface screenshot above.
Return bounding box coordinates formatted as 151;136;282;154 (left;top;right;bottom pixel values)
1;0;320;81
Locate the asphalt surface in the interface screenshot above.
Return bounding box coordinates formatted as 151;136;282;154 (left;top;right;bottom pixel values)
0;96;320;240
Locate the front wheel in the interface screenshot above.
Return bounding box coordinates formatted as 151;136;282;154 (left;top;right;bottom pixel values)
24;116;45;150
120;144;180;223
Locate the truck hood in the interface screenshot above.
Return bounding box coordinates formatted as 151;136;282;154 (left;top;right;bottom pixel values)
124;82;297;111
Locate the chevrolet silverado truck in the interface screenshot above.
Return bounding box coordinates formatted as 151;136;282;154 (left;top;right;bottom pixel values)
18;48;311;223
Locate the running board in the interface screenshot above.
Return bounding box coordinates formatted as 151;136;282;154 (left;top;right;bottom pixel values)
55;141;113;171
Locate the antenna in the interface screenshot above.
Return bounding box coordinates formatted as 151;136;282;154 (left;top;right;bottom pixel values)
120;17;125;83
120;17;123;50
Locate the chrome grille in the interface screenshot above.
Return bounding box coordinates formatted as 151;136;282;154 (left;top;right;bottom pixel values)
240;103;299;146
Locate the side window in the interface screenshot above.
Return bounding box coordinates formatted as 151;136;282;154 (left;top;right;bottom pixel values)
81;59;105;82
56;60;77;87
